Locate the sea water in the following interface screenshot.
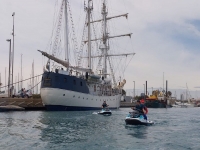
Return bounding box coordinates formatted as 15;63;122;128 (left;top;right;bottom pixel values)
0;108;200;150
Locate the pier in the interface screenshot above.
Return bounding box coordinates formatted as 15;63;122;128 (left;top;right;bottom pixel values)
0;98;45;110
0;98;136;110
0;98;198;111
120;102;136;108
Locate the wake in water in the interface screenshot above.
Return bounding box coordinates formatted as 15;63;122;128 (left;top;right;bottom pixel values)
92;112;98;115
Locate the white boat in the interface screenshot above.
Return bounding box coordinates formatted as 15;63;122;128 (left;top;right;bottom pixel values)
38;0;134;111
172;101;194;108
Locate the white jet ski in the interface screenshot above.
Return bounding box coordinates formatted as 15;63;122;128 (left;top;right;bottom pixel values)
98;108;112;115
125;111;154;125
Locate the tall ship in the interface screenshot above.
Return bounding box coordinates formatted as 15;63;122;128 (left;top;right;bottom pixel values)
38;0;135;111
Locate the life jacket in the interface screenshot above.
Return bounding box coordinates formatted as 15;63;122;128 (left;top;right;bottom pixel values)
140;99;145;104
144;106;148;114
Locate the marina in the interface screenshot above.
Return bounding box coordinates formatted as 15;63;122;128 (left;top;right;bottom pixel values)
0;97;199;111
0;0;199;111
0;0;200;149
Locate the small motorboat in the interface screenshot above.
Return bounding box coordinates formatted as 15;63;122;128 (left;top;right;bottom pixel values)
98;108;112;115
125;111;154;125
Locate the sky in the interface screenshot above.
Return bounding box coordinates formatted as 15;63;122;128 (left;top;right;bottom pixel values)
0;0;200;98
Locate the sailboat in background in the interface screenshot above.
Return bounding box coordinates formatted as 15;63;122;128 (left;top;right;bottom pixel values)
172;83;194;108
38;0;135;111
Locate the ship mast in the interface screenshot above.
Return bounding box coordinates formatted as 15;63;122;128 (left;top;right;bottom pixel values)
101;0;108;78
64;0;69;65
83;0;134;81
85;0;93;70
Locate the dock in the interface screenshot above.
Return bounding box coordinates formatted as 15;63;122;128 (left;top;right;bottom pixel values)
120;102;136;108
0;98;135;110
0;98;45;110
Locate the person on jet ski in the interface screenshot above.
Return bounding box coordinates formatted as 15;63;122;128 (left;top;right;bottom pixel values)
132;100;147;121
102;101;109;109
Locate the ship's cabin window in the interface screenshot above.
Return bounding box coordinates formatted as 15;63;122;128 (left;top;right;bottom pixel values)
64;77;67;82
73;80;76;85
80;81;82;86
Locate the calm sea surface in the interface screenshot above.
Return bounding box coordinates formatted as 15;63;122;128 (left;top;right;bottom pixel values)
0;107;200;150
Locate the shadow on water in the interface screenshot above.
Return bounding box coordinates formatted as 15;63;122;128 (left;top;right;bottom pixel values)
125;125;148;139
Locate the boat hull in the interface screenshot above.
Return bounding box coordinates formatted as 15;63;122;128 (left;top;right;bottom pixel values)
41;88;121;111
97;109;112;115
98;112;112;115
145;100;172;108
125;117;154;125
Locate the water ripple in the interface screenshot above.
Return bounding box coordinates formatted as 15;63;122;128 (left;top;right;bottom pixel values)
0;108;200;150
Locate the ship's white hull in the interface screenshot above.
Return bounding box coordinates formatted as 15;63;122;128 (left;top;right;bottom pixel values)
41;88;121;110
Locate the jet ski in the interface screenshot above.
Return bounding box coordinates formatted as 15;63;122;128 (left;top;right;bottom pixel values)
98;107;112;115
125;110;154;125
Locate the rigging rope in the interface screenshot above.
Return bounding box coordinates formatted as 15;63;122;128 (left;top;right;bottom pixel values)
51;0;64;70
67;0;78;66
77;13;88;67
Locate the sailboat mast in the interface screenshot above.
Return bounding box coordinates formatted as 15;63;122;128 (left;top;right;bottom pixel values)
102;0;108;78
64;0;69;65
86;0;93;70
